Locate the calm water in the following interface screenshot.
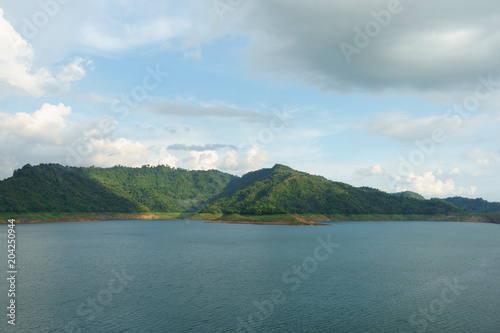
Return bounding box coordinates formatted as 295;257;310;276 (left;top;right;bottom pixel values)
1;220;499;332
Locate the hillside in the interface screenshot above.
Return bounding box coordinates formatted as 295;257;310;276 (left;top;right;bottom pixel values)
0;163;235;213
442;197;500;213
0;163;471;220
391;191;425;200
200;164;462;216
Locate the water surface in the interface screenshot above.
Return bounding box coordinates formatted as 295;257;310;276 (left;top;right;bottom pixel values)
0;220;499;332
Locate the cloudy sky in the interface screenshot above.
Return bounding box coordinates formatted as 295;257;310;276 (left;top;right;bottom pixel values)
0;0;499;201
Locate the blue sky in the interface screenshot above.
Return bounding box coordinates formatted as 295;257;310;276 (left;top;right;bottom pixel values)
0;0;499;201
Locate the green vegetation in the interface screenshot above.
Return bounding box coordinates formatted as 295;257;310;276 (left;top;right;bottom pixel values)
0;163;234;213
391;191;425;200
441;196;500;213
201;164;462;216
0;163;471;222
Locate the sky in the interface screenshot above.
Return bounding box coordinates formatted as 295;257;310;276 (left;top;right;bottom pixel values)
0;0;499;201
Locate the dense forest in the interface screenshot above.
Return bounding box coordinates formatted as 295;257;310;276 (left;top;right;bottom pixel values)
0;163;480;217
442;197;500;213
200;164;462;215
0;163;234;213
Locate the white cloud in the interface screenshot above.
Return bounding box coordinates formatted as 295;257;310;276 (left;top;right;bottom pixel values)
222;150;240;169
0;103;180;179
185;144;268;173
81;17;191;52
371;165;384;175
85;138;178;168
399;172;455;196
0;103;71;144
449;167;462;175
188;150;218;170
0;9;89;96
466;148;500;167
399;171;477;197
355;164;386;177
246;144;268;169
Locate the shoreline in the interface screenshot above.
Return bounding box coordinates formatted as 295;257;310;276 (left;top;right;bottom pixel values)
0;212;497;225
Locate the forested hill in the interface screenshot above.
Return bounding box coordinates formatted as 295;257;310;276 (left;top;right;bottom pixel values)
442;197;500;213
391;191;425;200
200;164;462;215
0;163;235;213
0;163;465;216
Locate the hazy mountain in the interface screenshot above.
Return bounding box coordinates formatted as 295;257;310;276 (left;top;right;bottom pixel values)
442;196;500;213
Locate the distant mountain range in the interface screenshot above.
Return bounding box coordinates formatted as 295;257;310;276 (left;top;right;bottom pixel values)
440;196;500;213
1;163;487;219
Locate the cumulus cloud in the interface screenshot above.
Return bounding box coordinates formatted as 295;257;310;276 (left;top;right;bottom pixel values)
246;144;268;169
404;172;456;196
355;164;385;177
397;171;477;197
188;150;218;170
0;103;72;144
0;9;89;96
81;138;178;168
184;144;268;173
0;103;180;179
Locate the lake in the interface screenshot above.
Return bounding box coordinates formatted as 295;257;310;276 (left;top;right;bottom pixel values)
1;220;499;332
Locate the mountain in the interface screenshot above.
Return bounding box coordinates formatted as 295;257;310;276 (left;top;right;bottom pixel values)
0;163;465;217
200;164;461;216
391;191;425;200
0;163;235;213
441;196;500;213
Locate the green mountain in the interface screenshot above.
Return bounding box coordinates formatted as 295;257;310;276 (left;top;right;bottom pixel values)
200;164;461;215
442;196;500;213
0;163;465;217
0;163;235;213
391;191;425;200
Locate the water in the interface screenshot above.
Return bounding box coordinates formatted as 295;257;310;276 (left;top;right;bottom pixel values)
1;220;499;332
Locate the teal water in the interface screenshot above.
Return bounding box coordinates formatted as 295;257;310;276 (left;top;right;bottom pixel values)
1;220;499;332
